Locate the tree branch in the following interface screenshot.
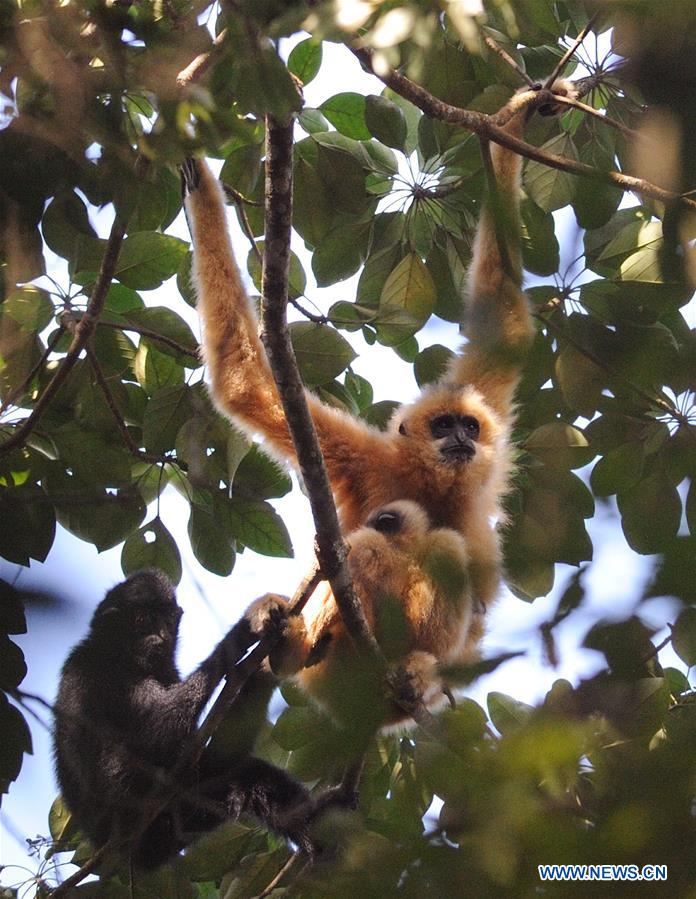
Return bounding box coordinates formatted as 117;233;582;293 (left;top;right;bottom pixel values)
543;15;598;88
86;346;172;466
259;114;382;660
0;216;127;458
95;319;200;360
350;48;696;212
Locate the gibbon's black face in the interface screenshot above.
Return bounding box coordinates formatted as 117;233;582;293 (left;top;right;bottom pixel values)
94;570;183;663
428;413;480;463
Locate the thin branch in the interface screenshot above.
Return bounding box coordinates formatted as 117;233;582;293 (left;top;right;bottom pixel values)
260;114;382;660
86;346;170;466
483;35;535;87
0;217;127;457
49;844;111;898
543;15;599;88
176;29;227;87
222;182;263;207
351;48;696;212
551;93;639;140
95;319;200;360
253;849;302;899
534;305;688;425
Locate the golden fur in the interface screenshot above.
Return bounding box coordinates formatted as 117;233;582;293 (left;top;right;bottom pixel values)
272;500;472;730
183;81;574;701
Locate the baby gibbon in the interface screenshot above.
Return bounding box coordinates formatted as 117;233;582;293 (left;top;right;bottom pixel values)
271;500;472;731
181;80;575;653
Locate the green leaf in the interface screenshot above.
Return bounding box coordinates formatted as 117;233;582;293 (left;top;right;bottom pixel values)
0;695;32;800
672;607;696;666
487;692;533;734
414;344;453;387
3;287;54;332
247;241;307;300
50;481;146;553
618;473;682;554
297;108;330;134
365;95;408;149
234;445;292;500
378;253;436;345
523;422;594;470
312;223;369;287
227;498;293;557
290;322;357;386
288;38;323;84
524;133;578;212
114;233;189;290
142;386;195;455
134;343;185;395
121;306;199;365
520;197;559;276
0;488;56;566
121;518;182;585
42;191;97;262
188;499;236;576
320;92;371;141
220;143;263;198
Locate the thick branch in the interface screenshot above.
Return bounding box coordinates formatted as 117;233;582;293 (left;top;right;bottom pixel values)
351;48;696;212
259;114;382;659
0;217;126;457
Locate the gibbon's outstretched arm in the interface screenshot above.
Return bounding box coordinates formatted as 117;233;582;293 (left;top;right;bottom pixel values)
447;82;575;419
182;160;389;500
270;501;473;731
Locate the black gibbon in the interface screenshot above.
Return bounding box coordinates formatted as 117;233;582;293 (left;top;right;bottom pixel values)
270;500;472;731
53;570;319;869
181;80;574;676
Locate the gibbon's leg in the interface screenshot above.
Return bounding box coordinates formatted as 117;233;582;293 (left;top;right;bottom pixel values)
446;83;574;420
181;160;389;494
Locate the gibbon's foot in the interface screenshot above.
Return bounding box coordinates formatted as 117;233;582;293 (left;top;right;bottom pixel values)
180;157;201;197
538;78;578;117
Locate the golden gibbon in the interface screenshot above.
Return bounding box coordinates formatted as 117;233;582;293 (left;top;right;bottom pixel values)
181;80;574;699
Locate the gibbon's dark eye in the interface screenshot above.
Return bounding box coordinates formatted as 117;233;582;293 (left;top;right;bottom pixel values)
461;415;480;440
372;510;402;535
398;422;407;436
430;413;456;439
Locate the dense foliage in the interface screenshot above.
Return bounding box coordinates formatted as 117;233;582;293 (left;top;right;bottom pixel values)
1;0;695;895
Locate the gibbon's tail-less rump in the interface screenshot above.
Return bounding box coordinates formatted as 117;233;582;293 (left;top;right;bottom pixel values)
270;500;473;731
53;571;319;868
182;80;575;640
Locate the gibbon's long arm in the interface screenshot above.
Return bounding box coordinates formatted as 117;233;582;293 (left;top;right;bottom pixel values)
183;162;388;491
447;85;574;419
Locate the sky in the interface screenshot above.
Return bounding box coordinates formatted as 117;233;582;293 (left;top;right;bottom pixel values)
0;32;689;893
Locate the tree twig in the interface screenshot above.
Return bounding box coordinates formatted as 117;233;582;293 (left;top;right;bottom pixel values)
86;346;171;466
543;15;599;88
176;29;227;87
483;35;535;87
253;849;302;899
260;114;383;660
49;843;112;898
350;48;696;212
95;319;200;360
551;93;639;140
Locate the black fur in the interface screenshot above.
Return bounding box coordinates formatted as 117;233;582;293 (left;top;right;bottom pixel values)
53;570;313;869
